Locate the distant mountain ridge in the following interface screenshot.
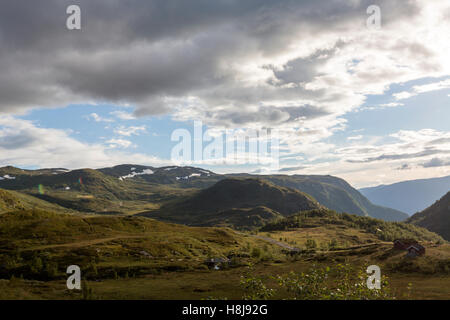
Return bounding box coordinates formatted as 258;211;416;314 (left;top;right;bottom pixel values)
0;164;407;221
360;175;450;215
407;192;450;240
247;174;408;221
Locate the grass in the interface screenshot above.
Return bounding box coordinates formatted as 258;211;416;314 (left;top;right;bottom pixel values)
260;209;445;243
0;209;283;282
0;208;448;299
1;256;449;300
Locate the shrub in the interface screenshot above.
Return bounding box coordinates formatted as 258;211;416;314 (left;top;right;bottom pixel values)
240;266;275;300
305;239;317;249
251;247;262;259
328;239;338;249
240;264;396;300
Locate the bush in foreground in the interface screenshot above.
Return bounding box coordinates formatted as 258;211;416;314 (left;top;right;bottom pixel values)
240;264;396;300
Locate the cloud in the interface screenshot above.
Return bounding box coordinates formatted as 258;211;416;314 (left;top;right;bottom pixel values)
86;113;114;123
394;91;417;100
114;125;147;136
106;138;133;149
0;116;167;169
379;102;404;108
1;0;445;133
278;165;307;172
0;1;450;187
421;157;450;168
0;131;38;149
394;78;450;100
396;163;411;170
110;111;136;120
414;79;450;94
347;149;450;163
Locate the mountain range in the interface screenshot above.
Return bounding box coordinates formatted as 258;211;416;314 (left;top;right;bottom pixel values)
360;175;450;215
0;164;408;222
1;164;448;252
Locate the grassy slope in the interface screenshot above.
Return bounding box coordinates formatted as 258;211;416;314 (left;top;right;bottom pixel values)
0;167;198;214
0;188;73;214
0;209;281;281
260;209;444;243
407;192;450;241
0;208;448;299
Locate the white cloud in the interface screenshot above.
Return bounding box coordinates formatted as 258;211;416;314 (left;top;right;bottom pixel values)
86;113;114;123
0;116;168;169
394;78;450;100
106;138;133;149
347;135;363;141
114;125;147;136
379;102;404;108
86;112;114;122
413;79;450;94
299;128;450;187
110;111;136;120
394;91;417;101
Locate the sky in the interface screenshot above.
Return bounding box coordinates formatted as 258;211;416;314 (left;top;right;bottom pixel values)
0;0;449;188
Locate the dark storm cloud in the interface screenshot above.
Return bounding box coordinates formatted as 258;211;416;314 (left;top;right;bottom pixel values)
0;0;420;118
269;42;347;86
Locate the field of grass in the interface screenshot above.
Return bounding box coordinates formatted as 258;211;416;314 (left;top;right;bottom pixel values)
261;209;444;243
1;208;448;300
1;251;449;300
0;209;283;282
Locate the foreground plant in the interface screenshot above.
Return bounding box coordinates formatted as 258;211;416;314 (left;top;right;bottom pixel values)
241;264;396;300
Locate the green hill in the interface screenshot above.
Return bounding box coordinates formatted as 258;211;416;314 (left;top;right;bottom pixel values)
0;209;275;281
0;166;216;214
0;167;172;213
140;178;323;229
0;189;25;212
0;188;73;214
407;192;450;240
260;208;444;243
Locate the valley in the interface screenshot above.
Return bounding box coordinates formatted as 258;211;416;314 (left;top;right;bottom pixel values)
0;165;449;300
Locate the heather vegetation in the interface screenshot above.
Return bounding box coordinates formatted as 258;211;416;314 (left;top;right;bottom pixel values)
261;209;444;243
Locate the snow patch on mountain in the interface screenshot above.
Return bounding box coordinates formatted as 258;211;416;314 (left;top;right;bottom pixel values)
0;175;16;180
176;173;202;180
119;169;154;180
